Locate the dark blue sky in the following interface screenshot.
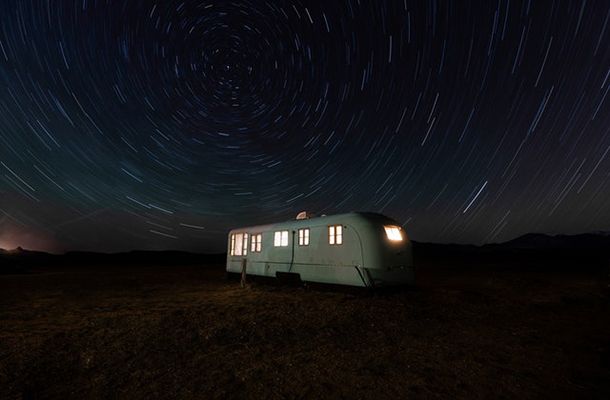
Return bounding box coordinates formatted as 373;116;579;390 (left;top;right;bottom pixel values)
0;0;609;253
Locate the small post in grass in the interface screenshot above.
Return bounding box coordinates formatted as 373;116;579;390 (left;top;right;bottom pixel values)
240;258;247;288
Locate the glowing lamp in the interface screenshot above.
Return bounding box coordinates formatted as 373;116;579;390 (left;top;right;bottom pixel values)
384;225;403;241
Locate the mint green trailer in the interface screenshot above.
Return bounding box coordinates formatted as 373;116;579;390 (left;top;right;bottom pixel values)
226;212;414;287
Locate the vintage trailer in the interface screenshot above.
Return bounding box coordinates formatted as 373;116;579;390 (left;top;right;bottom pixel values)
226;212;414;287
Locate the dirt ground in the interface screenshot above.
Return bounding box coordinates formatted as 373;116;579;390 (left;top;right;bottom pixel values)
1;262;609;399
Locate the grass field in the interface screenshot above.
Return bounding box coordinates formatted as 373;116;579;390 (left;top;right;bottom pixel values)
1;262;609;399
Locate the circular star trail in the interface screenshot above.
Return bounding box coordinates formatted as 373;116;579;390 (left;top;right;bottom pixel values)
0;0;609;252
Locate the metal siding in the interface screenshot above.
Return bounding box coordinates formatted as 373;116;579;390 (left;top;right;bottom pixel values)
225;212;414;286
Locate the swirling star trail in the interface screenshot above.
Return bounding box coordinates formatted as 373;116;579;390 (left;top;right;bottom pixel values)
0;1;608;252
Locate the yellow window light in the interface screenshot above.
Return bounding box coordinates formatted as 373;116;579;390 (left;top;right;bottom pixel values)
384;225;403;241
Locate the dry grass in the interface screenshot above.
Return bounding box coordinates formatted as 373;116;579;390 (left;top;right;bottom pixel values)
0;263;609;399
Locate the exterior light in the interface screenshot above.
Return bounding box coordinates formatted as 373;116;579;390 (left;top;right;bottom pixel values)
384;225;403;241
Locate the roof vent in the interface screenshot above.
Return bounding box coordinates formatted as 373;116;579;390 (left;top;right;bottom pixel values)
296;211;311;220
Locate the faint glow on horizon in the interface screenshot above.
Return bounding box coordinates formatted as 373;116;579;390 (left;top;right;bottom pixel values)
0;228;61;253
0;238;18;250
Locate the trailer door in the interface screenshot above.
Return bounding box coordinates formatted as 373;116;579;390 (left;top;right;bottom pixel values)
267;229;292;275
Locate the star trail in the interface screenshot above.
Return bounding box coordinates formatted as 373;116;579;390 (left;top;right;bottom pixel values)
0;0;609;253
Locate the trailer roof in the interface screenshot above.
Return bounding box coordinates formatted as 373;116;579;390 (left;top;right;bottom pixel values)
228;212;396;234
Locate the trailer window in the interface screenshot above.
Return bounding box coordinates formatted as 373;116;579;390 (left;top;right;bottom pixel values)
274;230;289;247
251;233;262;252
384;225;403;241
298;228;310;246
328;225;343;245
231;233;246;256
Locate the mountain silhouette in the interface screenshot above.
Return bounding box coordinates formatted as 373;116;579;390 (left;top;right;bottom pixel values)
498;232;610;250
1;232;608;273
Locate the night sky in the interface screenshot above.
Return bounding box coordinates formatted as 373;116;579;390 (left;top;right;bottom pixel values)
0;0;609;253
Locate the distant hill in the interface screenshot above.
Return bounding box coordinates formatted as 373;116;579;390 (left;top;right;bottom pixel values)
2;232;608;273
0;249;225;272
496;232;610;250
413;232;610;270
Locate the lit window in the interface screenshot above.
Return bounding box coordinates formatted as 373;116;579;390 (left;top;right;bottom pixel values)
233;233;244;256
243;233;248;255
298;228;310;246
328;225;343;245
251;233;262;252
256;234;262;252
274;230;289;247
384;225;403;241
